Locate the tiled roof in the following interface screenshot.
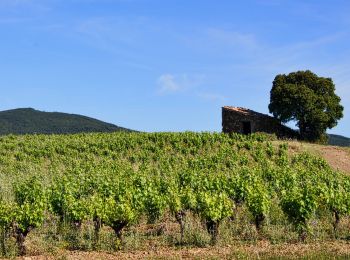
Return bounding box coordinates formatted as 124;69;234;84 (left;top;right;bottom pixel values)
223;106;273;118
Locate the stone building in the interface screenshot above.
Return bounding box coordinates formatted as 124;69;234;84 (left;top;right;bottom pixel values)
222;106;298;138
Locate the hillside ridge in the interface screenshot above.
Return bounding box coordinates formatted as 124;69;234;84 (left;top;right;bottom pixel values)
0;108;131;135
328;134;350;147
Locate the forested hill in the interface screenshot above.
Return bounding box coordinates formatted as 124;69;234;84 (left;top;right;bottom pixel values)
0;108;132;135
328;134;350;147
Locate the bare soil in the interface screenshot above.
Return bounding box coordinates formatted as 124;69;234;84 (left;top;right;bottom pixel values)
281;141;350;174
320;146;350;174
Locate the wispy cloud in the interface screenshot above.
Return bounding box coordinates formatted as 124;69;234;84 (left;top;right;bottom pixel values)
157;73;227;104
157;74;204;94
0;17;29;24
336;80;350;104
178;27;259;60
196;92;228;103
157;74;182;93
255;0;285;6
0;0;51;23
0;0;50;10
76;17;111;39
226;32;350;74
0;0;31;7
75;16;153;47
205;28;257;50
73;16;158;70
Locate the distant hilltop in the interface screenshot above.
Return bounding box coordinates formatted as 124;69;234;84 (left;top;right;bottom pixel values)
328;134;350;147
0;108;132;135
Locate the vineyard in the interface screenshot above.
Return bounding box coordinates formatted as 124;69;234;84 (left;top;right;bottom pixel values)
0;132;349;257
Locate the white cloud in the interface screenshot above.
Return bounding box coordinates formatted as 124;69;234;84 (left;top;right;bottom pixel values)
157;74;204;94
157;74;181;93
157;74;227;104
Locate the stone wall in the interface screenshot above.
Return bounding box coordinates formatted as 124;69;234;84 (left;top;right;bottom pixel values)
222;106;299;139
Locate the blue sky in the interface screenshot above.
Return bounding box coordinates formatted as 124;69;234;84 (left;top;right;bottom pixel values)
0;0;349;135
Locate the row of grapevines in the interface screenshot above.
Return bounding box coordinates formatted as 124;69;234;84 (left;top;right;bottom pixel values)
0;132;348;255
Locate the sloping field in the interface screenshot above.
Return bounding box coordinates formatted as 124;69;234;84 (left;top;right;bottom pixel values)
0;132;350;258
319;146;350;174
285;141;350;174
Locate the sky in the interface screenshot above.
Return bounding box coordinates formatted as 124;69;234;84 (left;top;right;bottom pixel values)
0;0;349;135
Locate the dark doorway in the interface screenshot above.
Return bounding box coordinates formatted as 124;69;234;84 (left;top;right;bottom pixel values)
242;121;251;135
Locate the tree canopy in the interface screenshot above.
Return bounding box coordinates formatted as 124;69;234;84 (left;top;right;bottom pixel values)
268;70;343;142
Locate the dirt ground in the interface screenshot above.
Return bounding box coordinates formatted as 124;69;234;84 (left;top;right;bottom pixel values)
320;146;350;174
15;241;350;259
283;141;350;174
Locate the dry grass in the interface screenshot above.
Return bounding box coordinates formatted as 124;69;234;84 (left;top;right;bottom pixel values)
11;241;350;259
5;206;348;260
274;140;350;175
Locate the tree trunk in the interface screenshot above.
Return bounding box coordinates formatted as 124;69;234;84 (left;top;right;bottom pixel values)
298;221;307;242
299;229;307;242
93;217;102;249
299;120;308;140
72;220;82;229
1;228;6;256
230;202;241;221
16;232;26;256
333;210;340;237
206;220;219;245
111;221;128;249
254;213;265;232
175;211;186;243
14;226;32;256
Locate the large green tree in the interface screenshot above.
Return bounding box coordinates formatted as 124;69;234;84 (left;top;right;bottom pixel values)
269;70;343;142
